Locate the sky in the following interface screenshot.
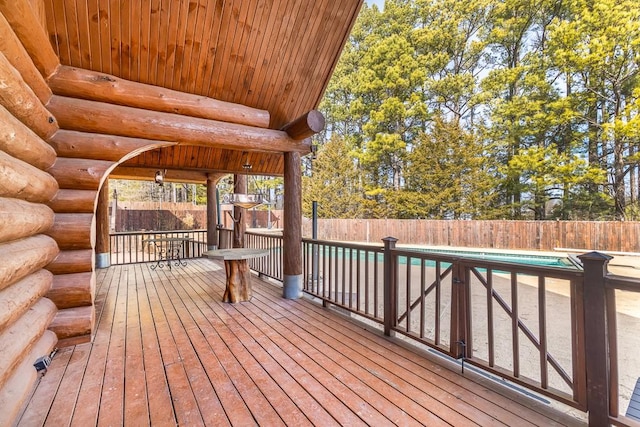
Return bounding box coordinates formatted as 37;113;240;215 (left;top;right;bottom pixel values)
365;0;385;10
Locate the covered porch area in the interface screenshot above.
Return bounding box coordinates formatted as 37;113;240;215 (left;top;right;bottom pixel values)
17;259;582;426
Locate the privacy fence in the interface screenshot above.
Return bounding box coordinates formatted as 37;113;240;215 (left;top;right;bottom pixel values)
302;219;640;253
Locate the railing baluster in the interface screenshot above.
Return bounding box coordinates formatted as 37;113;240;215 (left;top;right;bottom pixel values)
511;271;519;378
538;276;548;389
487;268;494;368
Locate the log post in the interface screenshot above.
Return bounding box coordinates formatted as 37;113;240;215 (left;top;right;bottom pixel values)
207;174;222;250
232;174;247;248
95;181;110;268
577;251;613;427
283;151;302;299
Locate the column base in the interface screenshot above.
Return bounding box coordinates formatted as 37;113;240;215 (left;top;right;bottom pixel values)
282;274;302;299
95;252;110;269
208;245;218;251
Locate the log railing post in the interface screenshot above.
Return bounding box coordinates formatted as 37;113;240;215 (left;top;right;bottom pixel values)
383;236;398;336
95;180;110;268
577;251;613;427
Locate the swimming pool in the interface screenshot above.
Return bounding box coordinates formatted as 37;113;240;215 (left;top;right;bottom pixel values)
408;247;576;269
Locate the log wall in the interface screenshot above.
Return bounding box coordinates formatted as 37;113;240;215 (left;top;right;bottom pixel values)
0;3;60;421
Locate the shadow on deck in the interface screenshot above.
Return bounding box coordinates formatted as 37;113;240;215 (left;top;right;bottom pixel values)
18;259;584;426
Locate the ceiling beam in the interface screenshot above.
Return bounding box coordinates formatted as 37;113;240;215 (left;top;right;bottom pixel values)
109;166;209;184
48;66;270;128
47;95;312;154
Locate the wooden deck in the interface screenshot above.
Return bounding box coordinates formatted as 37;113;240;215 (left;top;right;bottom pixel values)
18;259;584;426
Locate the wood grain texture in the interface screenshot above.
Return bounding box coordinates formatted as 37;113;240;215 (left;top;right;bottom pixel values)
18;261;583;427
0;235;59;291
49;65;270;128
0;197;55;243
0;0;60;78
48;189;96;213
283;151;302;276
122;145;285;177
48;271;94;309
0;103;56;170
222;259;252;303
46;213;95;251
45;249;94;275
47;95;311;154
49;130;176;161
95;182;109;255
43;0;363;129
0;150;58;203
47;157;113;191
0;50;57;139
48;305;94;341
0;330;56;427
110;166;208;184
0;12;51;103
0;269;52;331
281;110;326;140
0;297;57;390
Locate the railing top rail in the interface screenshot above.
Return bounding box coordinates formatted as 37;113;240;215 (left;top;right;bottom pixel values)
605;274;640;293
302;238;384;252
390;247;584;279
111;229;206;236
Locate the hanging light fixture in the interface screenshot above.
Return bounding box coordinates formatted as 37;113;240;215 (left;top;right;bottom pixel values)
154;169;166;186
226;153;267;209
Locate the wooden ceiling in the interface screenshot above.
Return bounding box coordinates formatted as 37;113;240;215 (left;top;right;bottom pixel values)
44;0;363;131
122;145;284;177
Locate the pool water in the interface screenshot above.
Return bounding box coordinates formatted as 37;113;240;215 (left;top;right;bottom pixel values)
410;248;575;268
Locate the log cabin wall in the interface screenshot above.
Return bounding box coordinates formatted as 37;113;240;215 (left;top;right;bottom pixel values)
0;2;60;423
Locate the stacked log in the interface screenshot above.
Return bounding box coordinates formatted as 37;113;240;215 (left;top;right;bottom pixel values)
0;4;60;422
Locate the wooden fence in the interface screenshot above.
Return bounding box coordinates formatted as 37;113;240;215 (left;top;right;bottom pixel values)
301;219;640;253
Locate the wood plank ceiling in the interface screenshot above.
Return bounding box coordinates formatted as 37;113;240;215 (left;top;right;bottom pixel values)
44;0;363;177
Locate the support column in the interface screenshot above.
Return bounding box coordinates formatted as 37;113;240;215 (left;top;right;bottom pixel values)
283;151;302;299
232;174;247;248
95;180;110;268
206;174;221;250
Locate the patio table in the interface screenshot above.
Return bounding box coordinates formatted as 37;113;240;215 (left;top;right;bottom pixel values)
204;248;269;303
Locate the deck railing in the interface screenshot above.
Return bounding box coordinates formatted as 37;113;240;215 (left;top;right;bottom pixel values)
299;236;640;427
109;229;640;425
109;229;207;265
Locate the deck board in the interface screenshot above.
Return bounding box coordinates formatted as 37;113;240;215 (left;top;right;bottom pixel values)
19;259;585;426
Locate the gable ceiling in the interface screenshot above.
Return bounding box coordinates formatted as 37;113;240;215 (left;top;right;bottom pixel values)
44;0;362;131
